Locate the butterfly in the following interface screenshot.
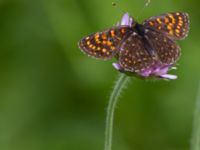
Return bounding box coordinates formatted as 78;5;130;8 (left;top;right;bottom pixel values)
78;12;189;77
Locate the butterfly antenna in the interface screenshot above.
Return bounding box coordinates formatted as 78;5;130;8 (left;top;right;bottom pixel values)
136;0;151;20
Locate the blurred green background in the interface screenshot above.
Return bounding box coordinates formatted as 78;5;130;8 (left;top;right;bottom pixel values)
0;0;199;150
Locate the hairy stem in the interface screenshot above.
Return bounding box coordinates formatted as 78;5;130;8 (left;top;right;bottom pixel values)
191;82;200;150
104;73;129;150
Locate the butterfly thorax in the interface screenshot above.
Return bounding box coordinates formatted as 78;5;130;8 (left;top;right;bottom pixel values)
134;23;146;37
132;23;156;56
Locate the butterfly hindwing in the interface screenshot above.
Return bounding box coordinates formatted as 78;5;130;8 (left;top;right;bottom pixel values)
119;31;157;73
143;12;189;40
145;28;181;64
118;28;181;73
78;26;132;60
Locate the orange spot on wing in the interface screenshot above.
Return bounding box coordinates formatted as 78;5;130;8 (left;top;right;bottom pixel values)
176;29;180;33
169;15;176;23
156;18;162;24
111;46;116;51
110;30;115;37
167;25;172;30
179;20;183;24
95;34;101;44
106;52;110;55
165;18;169;23
102;48;107;53
87;41;90;45
95;34;100;39
102;34;107;40
169;30;173;35
121;28;125;33
149;22;154;26
102;41;107;45
179;22;183;26
107;41;112;46
96;40;101;44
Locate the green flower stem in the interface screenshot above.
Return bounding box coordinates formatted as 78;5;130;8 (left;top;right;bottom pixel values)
191;82;200;150
104;73;129;150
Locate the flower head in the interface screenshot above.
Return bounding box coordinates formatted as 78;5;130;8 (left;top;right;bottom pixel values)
112;13;179;80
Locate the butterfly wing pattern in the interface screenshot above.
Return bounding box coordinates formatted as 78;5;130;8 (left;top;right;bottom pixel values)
144;28;181;64
143;12;189;40
119;31;157;73
79;26;132;60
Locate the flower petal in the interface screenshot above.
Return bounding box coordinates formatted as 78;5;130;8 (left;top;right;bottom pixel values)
112;63;123;71
121;13;133;26
154;66;169;76
160;74;178;80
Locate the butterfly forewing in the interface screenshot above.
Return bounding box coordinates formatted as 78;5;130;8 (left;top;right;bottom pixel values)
145;28;181;64
119;31;157;73
79;26;132;60
143;12;189;40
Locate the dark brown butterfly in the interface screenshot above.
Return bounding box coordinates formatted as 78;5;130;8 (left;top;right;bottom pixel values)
78;12;189;78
